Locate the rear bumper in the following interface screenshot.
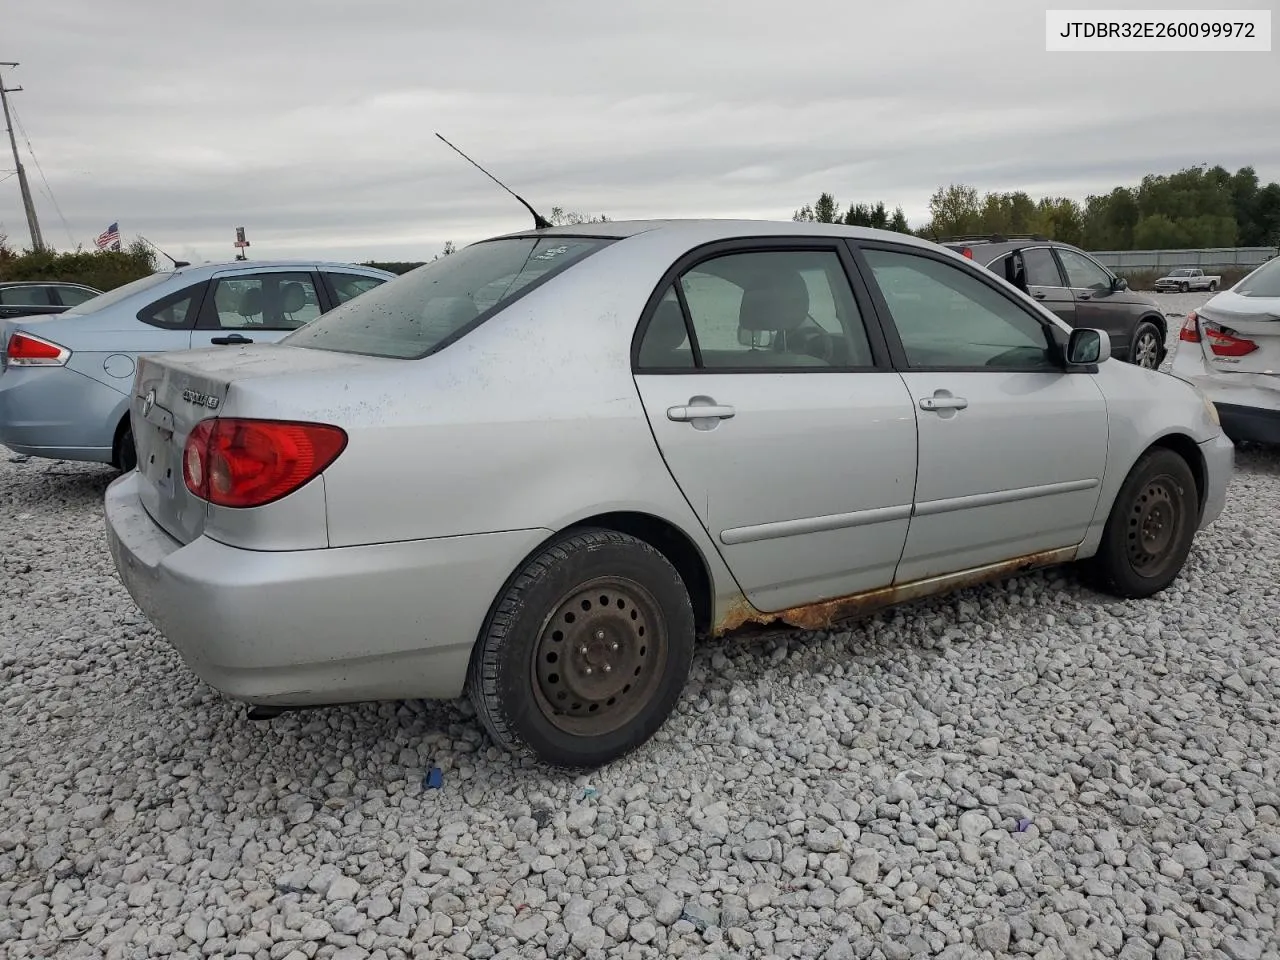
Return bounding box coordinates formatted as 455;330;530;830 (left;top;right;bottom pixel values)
104;470;552;706
1197;432;1233;529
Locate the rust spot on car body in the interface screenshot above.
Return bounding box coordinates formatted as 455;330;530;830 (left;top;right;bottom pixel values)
712;546;1077;637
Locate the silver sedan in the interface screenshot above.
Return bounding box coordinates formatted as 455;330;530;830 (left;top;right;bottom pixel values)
104;220;1233;768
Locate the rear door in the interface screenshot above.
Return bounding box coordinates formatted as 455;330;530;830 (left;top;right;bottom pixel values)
191;269;325;348
632;240;918;613
851;240;1109;583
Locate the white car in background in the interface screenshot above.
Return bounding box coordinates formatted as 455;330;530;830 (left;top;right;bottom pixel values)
1170;256;1280;444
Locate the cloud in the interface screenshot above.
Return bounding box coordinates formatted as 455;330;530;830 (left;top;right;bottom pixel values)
4;0;1276;261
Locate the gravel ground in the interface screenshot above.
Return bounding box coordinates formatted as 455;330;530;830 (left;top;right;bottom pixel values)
3;298;1279;960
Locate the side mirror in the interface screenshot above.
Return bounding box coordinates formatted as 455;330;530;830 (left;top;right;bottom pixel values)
1111;276;1129;292
1066;328;1111;365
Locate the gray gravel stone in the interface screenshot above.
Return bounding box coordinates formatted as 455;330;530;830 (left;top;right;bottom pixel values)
1;425;1277;960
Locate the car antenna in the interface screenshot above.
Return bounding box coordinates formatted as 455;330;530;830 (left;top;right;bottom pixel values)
435;132;552;230
138;235;191;269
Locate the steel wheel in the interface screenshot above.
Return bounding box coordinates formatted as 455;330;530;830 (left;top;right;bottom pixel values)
1089;447;1198;599
1132;328;1161;369
532;576;667;737
467;527;696;768
1126;477;1184;577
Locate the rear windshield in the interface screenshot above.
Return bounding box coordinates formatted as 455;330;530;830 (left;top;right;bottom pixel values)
282;236;613;359
1234;258;1280;298
62;272;174;314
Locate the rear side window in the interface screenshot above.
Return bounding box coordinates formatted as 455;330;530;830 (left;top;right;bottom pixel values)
138;282;205;330
327;272;387;304
1236;258;1280;298
284;237;612;359
54;286;99;307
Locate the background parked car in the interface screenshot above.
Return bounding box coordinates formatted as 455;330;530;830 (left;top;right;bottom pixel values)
104;220;1230;769
941;235;1170;370
0;281;103;319
1169;255;1280;444
1154;268;1221;293
0;260;394;470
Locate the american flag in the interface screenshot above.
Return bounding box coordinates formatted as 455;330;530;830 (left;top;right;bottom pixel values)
95;222;121;251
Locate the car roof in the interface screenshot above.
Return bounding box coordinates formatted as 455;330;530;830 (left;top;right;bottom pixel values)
487;218;946;250
0;280;100;288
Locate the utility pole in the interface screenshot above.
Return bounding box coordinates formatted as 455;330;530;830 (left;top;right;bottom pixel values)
1;62;44;253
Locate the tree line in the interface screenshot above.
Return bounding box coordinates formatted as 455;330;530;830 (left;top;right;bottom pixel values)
793;164;1280;251
4;166;1276;291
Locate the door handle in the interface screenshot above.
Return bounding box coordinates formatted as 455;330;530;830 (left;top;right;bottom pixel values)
1033;292;1047;300
210;333;253;345
919;396;968;411
667;403;736;422
1077;293;1092;301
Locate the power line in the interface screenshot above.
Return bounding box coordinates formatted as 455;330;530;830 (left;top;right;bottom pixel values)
9;99;75;249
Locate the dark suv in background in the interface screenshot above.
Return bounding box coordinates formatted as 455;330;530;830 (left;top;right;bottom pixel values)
940;236;1169;370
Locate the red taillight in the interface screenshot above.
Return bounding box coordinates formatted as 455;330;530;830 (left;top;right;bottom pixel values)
961;247;973;259
182;418;347;508
1204;325;1258;358
4;331;70;365
1179;312;1201;343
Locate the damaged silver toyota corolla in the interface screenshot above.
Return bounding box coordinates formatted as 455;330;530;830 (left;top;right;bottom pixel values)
105;218;1233;768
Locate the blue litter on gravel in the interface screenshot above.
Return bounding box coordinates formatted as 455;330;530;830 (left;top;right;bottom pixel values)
423;767;444;790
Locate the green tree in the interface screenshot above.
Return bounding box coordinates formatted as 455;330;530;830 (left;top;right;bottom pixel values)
925;184;982;237
0;234;158;291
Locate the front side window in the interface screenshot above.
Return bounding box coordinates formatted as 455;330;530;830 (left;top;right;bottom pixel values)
1022;248;1065;287
208;273;322;330
1057;249;1113;291
637;249;874;370
862;247;1055;369
284;236;612;359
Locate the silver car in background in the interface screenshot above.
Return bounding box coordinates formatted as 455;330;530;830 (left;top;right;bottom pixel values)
104;220;1232;769
1169;255;1280;444
0;260;394;469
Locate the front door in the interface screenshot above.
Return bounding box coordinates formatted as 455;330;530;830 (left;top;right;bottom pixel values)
632;243;919;613
190;270;325;348
853;242;1109;584
1055;247;1134;356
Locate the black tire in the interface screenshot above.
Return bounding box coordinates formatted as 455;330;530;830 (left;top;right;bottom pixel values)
1129;321;1163;370
467;528;696;768
1179;282;1190;293
1088;448;1199;599
1208;281;1218;292
114;420;137;473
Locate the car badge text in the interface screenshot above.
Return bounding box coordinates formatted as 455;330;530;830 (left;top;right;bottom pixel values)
182;389;220;409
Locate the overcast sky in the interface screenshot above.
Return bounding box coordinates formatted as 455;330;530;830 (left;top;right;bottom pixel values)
4;0;1276;263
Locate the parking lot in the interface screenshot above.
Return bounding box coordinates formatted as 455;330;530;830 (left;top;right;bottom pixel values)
2;291;1278;960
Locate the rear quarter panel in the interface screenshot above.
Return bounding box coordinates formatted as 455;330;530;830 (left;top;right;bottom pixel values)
228;230;745;605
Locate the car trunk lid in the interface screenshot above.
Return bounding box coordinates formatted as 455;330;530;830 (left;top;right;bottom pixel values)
1191;292;1280;377
130;343;372;544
